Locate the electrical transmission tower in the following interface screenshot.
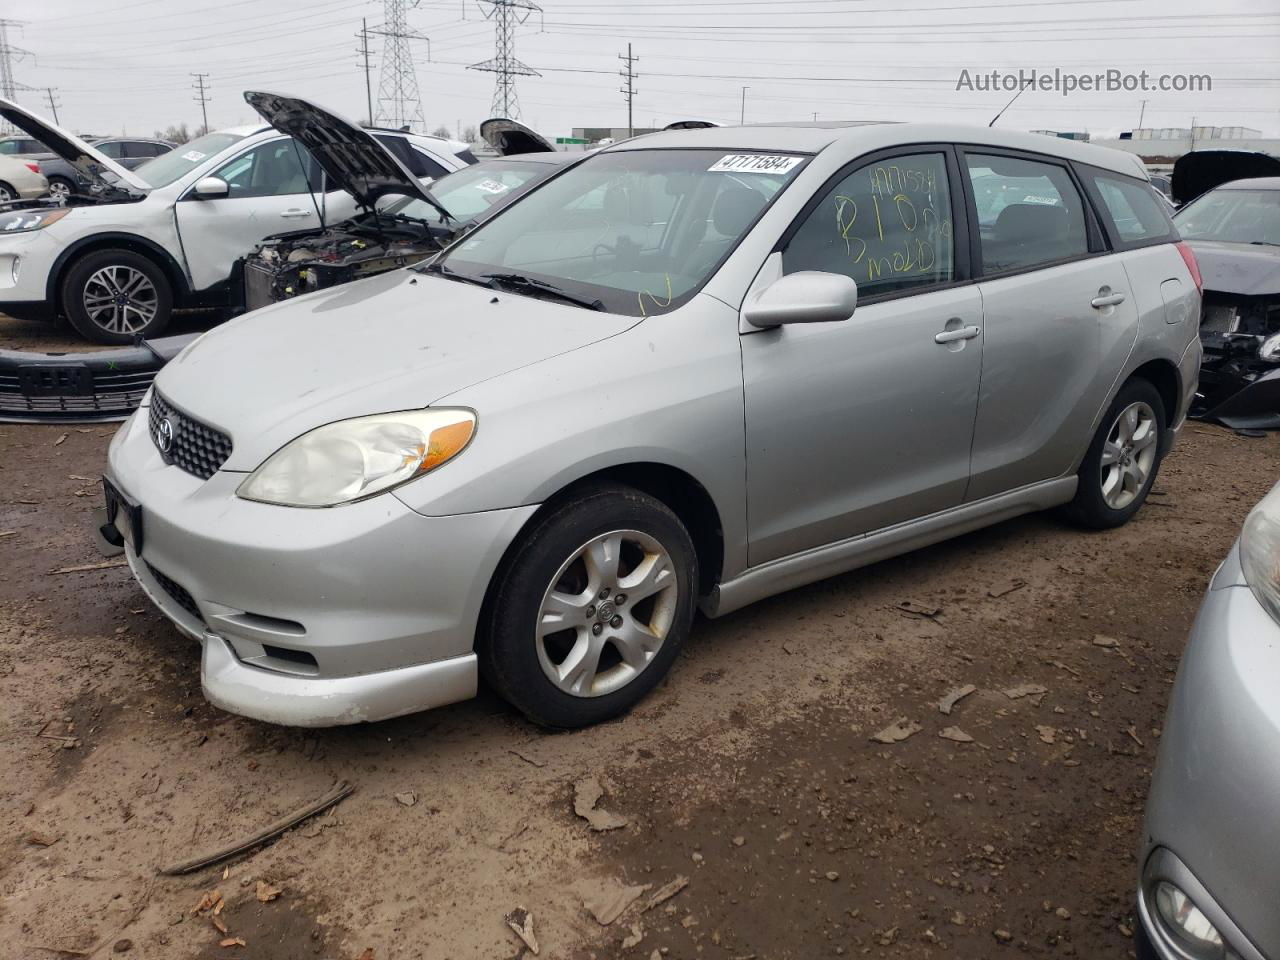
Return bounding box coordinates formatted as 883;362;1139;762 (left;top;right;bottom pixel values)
191;73;211;134
619;44;638;138
44;87;60;125
468;0;543;120
0;20;33;133
372;0;426;131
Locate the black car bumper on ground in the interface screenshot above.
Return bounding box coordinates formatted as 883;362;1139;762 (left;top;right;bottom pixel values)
0;333;196;422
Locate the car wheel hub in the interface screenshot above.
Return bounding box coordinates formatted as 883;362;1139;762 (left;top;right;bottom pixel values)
83;265;158;335
1100;400;1157;511
535;529;679;699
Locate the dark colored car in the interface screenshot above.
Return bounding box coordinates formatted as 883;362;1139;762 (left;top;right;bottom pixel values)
1175;176;1280;428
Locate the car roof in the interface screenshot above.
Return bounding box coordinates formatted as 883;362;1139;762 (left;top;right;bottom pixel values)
486;151;580;166
608;121;1146;179
1217;176;1280;191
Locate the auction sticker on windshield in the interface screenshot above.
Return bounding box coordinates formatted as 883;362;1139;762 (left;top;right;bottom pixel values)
709;154;804;175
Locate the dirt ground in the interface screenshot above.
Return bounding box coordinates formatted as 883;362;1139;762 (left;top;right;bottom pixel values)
2;316;1277;960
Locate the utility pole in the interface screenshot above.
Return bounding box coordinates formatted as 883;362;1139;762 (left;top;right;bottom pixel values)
372;0;427;131
191;73;211;134
44;87;60;125
1137;98;1148;130
356;18;375;126
740;86;749;125
0;20;32;134
619;43;638;139
812;111;818;122
469;0;543;119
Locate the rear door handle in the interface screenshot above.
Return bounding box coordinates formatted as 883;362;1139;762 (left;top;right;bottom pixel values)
279;208;313;219
934;325;981;344
1091;292;1126;308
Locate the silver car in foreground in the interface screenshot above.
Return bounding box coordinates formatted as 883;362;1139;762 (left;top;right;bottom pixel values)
1138;483;1280;960
103;122;1202;728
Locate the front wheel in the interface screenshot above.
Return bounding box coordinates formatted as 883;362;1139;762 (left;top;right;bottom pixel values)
1061;378;1166;529
479;485;698;728
60;248;173;344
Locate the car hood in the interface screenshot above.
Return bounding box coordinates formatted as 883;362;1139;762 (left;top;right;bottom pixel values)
244;90;436;211
155;269;640;471
1186;240;1280;297
1172;150;1280;206
481;118;556;155
0;98;148;195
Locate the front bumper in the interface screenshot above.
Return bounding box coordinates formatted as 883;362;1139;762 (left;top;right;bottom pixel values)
1138;546;1280;960
107;407;538;726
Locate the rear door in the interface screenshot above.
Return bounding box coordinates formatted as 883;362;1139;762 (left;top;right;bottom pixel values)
961;148;1140;502
741;147;984;564
174;136;327;291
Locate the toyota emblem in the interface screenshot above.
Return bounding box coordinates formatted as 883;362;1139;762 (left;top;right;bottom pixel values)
157;417;175;453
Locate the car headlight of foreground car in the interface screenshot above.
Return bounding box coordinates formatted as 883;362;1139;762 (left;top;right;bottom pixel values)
1240;482;1280;624
237;409;476;507
1153;882;1225;958
0;207;70;233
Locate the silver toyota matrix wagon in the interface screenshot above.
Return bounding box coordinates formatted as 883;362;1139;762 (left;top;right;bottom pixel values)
102;121;1203;728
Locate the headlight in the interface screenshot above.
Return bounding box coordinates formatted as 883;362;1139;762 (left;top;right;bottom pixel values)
0;207;70;234
1259;332;1280;362
237;409;475;507
1153;882;1224;958
1241;481;1280;624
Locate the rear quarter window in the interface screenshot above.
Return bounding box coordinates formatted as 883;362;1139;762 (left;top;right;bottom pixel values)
1081;168;1177;248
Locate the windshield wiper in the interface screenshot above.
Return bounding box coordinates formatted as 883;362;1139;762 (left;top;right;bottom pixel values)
480;272;606;311
417;261;497;289
1249;240;1280;247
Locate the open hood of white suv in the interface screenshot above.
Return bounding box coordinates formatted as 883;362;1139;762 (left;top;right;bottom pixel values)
0;97;149;196
244;90;442;213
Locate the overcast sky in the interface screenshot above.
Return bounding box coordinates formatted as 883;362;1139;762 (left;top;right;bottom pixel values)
9;0;1279;140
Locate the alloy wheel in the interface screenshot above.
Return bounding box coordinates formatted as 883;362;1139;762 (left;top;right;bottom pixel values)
535;529;679;698
1100;400;1158;510
0;186;12;202
82;264;159;335
48;180;71;202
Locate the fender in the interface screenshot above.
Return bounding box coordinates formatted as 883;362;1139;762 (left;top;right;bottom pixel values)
45;231;193;310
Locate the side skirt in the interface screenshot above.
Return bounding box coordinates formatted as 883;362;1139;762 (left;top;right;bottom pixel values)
702;477;1077;618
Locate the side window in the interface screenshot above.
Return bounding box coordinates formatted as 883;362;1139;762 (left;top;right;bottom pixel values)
211;138;312;199
410;148;450;180
1089;172;1174;244
783;152;955;298
95;141;125;159
0;140;18;154
964;153;1088;273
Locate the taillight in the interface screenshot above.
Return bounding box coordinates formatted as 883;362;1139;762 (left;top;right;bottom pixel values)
1176;241;1203;294
25;162;39;174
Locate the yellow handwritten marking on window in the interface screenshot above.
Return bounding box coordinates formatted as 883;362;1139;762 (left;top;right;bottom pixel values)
834;196;867;263
894;194;917;232
638;274;674;318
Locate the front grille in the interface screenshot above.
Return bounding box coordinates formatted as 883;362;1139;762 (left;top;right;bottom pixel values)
0;366;156;419
145;562;203;622
148;391;232;481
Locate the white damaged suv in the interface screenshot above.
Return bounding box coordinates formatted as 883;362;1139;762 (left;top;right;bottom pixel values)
0;94;473;344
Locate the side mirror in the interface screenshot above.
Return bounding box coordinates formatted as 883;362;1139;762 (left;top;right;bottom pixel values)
192;176;229;199
742;271;858;329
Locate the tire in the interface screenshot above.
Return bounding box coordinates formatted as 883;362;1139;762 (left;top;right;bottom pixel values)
479;484;699;728
1061;377;1166;530
0;182;14;203
60;248;173;344
46;176;74;202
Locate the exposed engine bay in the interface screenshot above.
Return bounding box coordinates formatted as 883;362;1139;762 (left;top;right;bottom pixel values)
1193;290;1280;429
242;212;448;311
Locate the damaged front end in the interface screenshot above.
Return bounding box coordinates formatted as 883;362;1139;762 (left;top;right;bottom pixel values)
1193;292;1280;429
242;216;445;312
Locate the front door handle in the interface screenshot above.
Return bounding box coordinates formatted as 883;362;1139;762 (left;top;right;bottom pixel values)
279;208;312;219
934;325;981;344
1091;288;1126;308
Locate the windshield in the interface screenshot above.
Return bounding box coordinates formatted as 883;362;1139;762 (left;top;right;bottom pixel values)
433;148;807;317
1175;188;1280;245
388;158;555;225
133;132;245;188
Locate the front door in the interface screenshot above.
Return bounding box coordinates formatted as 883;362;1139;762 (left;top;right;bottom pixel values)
742;148;984;565
959;149;1141;501
174;136;332;291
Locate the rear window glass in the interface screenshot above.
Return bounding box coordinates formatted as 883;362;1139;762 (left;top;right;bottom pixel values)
1090;173;1175;244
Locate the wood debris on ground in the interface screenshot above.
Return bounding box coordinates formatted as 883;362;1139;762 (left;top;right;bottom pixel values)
505;907;539;955
573;776;628;832
50;558;129;575
255;880;282;903
937;684;977;715
891;599;941;619
869;717;922;744
939;726;974;743
644;875;689;912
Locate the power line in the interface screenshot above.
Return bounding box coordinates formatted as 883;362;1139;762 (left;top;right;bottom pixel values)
619;43;638;137
191;72;211;133
372;0;427;131
469;0;542;119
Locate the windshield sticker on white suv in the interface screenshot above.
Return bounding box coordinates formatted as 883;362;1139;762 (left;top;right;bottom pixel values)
709;154;803;175
181;150;206;162
474;179;510;195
